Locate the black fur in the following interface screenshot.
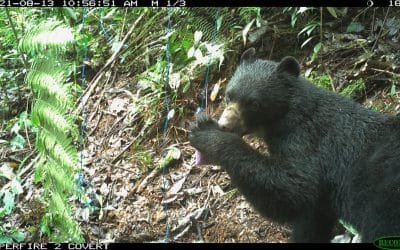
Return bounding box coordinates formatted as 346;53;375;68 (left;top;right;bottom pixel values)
189;50;400;242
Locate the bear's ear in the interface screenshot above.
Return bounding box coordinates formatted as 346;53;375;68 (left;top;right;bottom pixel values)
240;47;256;64
277;56;300;77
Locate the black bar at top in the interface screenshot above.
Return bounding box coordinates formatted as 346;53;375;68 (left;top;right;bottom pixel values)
0;0;393;7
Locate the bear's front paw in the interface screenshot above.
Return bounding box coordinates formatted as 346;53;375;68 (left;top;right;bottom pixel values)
189;126;215;151
195;112;219;131
189;128;221;165
189;114;221;155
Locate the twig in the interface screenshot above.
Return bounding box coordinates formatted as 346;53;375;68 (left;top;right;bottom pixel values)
371;7;390;52
99;113;127;147
190;215;204;242
112;164;137;174
87;111;103;137
5;7;28;103
76;13;145;113
173;225;191;241
134;167;160;194
371;68;400;77
268;25;277;60
111;139;135;164
172;207;208;241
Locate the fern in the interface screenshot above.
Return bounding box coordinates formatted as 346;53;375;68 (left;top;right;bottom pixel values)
19;20;74;56
20;20;83;242
26;60;73;110
36;129;78;173
32;100;78;140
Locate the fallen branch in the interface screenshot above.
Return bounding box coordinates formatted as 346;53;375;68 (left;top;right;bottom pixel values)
76;13;145;113
371;68;400;78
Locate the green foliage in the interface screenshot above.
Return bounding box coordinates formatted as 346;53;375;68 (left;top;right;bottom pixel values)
9;112;32;149
283;7;321;62
339;219;359;236
26;61;74;110
378;17;400;37
0;165;24;243
0;180;23;219
341;79;365;98
40;192;82;242
19;20;74;56
390;83;396;96
239;7;262;27
346;22;365;33
20;20;83;242
0;226;25;243
310;72;365;99
132;144;153;171
308;72;331;90
284;7;317;28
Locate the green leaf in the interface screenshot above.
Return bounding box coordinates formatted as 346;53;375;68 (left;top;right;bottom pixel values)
310;42;322;63
10;134;26;149
326;7;338;18
182;82;191;94
19;111;28;121
0;235;13;244
291;15;298;27
301;36;314;49
10;122;21;135
63;7;77;22
11;231;25;242
242;18;255;46
298;22;318;37
10;179;23;195
346;22;365;33
194;31;203;44
216;16;223;32
339;219;359;236
314;42;322;53
297;7;311;14
390;84;396;96
2;190;15;215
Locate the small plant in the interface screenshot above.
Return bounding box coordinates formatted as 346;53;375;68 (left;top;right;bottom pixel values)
308;72;331;90
239;7;262;27
0;226;25;243
9;111;33;150
341;79;365;98
283;7;326;63
0;167;25;243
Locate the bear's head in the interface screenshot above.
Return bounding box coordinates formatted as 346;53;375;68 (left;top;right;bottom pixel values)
218;47;300;135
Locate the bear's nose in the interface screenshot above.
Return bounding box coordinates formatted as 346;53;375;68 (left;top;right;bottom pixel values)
218;123;228;131
218;117;232;132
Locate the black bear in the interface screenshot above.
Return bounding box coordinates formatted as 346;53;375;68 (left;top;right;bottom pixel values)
189;48;400;243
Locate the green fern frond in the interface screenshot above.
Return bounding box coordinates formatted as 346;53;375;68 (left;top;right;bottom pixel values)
36;129;78;171
46;192;83;242
19;20;74;55
21;19;82;242
47;160;75;194
26;64;72;110
33;159;74;196
31;100;77;139
33;154;46;184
